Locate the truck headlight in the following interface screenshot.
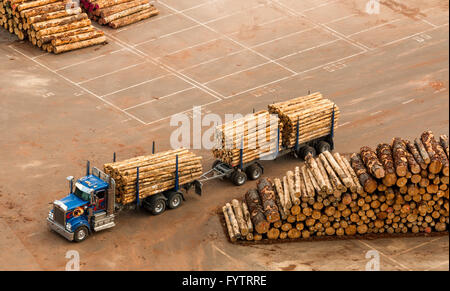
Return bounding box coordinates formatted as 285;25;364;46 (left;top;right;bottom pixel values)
66;223;71;231
48;211;54;220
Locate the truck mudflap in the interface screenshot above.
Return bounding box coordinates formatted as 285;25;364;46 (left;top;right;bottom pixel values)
47;217;74;241
194;180;202;196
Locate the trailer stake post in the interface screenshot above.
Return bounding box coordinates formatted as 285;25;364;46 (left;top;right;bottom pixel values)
136;167;140;208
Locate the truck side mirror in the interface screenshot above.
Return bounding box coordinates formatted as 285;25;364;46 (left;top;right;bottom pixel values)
66;176;74;193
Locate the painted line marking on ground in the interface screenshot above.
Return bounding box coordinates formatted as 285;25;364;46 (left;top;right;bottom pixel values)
134;2;266;47
338;121;350;127
54;53;108;72
100;73;172;98
395;237;444;257
123;86;196;111
402;99;415;105
8;45;148;125
301;0;339;13
381;23;448;48
424;260;449;271
370;110;382;116
77;61;148;85
158;1;298;75
357;240;413;271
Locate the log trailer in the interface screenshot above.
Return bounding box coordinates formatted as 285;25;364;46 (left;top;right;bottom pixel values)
47;152;202;242
200;106;336;186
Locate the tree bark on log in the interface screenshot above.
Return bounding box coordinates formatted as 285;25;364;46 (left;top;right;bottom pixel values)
286;171;300;205
334;152;357;193
51;30;103;46
421;131;443;174
301;165;316;197
245;189;270;234
405;139;427;170
316;156;334;194
305;153;327;192
53;35;106;54
440;135;449;158
257;178;281;223
322;151;353;188
360;146;385;179
225;203;240;239
282;176;292;210
376;143;397;186
241;201;253;234
319;153;346;193
350;153;377;193
392;137;409;177
109;7;159;28
231;199;248;236
222;206;237;242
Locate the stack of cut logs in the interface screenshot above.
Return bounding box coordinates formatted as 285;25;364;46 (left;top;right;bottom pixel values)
104;149;202;205
1;0;106;53
212;110;282;167
268;92;340;148
80;0;159;28
221;131;449;242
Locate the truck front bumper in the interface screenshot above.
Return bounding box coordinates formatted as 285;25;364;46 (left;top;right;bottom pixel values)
47;218;74;241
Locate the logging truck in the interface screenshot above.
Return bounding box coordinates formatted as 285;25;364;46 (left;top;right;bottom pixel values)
47;155;202;242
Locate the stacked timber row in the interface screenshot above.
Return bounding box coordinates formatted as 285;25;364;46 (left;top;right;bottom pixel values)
212;110;282;167
268;92;339;148
80;0;159;28
0;0;106;53
104;149;202;205
221;131;449;242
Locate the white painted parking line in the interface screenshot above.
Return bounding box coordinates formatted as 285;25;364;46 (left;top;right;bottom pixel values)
134;2;266;47
101;73;171;97
381;23;449;48
158;1;298;75
272;0;370;52
105;32;225;101
323;13;357;25
358;240;412;271
338;121;350;127
370;110;382;116
402;99;414;105
347;19;402;37
159;15;288;58
77;61;148;85
145;99;221;126
8;45;148;125
31;52;49;59
55;53;108;72
301;0;340;13
123;86;196;111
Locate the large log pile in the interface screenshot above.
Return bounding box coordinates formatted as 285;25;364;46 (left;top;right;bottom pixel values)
104;148;203;205
80;0;158;28
220;131;449;243
212;110;282;166
268;92;340;148
0;0;106;53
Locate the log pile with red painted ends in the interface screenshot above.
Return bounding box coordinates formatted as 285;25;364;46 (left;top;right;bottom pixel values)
212;110;282;167
268;92;340;148
80;0;158;28
103;148;203;205
220;131;449;243
1;0;106;53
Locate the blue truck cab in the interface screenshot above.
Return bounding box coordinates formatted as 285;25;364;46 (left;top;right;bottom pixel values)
47;165;116;242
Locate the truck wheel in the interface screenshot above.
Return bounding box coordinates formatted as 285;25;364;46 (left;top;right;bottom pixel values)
231;170;247;186
148;198;166;215
301;146;316;159
167;192;183;209
74;226;89;242
246;164;262;180
316;141;331;154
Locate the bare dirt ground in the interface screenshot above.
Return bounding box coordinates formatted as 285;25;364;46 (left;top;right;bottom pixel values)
0;0;448;270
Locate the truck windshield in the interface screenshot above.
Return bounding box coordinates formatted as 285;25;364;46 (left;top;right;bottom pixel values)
74;184;91;201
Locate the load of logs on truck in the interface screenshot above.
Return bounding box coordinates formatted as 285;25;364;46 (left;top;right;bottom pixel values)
220;131;449;243
47;148;203;242
203;92;339;186
80;0;159;28
1;0;107;53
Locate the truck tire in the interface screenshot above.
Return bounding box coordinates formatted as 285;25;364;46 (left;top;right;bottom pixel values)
74;226;89;242
301;146;316;159
246;164;262;180
167;192;183;209
316;141;331;154
147;197;166;215
231;170;247;186
212;159;222;169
